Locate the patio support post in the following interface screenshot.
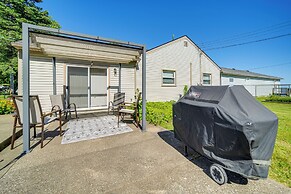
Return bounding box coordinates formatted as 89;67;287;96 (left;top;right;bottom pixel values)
22;23;30;153
52;57;56;95
142;46;146;131
118;63;121;92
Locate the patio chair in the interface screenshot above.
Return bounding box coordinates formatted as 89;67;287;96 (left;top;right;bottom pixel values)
108;92;125;115
50;94;78;119
117;92;141;128
11;95;62;149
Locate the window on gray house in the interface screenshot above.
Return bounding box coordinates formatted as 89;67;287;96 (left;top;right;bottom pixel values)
229;77;234;82
203;73;211;85
162;70;176;86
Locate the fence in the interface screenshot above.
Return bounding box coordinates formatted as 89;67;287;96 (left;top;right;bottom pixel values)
243;84;291;97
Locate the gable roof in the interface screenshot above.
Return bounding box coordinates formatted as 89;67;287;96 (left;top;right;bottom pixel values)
221;67;282;80
147;35;221;70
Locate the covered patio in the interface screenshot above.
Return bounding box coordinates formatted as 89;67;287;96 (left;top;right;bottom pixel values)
20;23;147;153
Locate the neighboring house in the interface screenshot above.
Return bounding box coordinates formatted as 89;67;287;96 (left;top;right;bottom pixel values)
136;36;221;101
221;67;281;96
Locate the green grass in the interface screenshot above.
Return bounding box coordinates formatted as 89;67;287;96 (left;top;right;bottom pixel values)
146;100;291;187
257;100;291;187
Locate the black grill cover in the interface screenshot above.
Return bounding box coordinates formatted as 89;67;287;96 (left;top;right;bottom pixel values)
173;85;278;179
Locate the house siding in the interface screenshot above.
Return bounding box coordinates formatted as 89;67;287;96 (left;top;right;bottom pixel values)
137;36;221;102
221;75;280;96
18;54;135;111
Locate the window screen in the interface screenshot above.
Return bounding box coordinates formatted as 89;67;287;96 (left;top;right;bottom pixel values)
162;70;175;85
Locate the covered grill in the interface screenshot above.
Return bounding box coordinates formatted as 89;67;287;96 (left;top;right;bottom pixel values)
173;85;278;184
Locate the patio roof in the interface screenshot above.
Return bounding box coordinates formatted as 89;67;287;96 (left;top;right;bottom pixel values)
21;23;147;154
13;33;142;64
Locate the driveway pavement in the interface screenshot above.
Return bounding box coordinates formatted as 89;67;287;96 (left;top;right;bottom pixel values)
0;121;290;193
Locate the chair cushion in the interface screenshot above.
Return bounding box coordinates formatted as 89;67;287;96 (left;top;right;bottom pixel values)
119;109;135;114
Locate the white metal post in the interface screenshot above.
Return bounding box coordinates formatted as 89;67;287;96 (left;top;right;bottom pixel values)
142;47;146;131
22;23;30;153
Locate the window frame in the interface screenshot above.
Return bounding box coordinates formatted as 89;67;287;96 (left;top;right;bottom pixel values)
202;73;212;85
161;69;176;87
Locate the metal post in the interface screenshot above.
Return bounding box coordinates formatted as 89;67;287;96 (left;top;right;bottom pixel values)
22;23;30;154
52;57;56;95
118;63;121;92
142;47;147;131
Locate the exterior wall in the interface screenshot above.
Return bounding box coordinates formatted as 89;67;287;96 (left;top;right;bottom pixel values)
221;75;280;96
137;37;221;102
18;55;64;112
108;65;136;103
18;53;135;112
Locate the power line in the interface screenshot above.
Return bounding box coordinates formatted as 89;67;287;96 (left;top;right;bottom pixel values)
198;20;291;47
203;33;291;51
248;61;291;70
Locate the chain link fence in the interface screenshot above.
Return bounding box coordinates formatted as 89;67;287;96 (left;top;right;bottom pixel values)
243;84;291;97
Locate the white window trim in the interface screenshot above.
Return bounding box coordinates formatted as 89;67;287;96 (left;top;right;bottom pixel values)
203;73;212;85
161;69;176;87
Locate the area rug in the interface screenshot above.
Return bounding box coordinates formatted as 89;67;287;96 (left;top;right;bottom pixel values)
61;115;133;144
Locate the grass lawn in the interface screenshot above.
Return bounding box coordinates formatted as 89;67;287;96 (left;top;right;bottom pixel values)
259;101;291;187
147;100;291;187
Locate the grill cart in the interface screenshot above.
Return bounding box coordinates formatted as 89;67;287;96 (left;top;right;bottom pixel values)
173;86;278;185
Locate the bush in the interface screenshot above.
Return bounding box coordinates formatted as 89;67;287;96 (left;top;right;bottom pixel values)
0;99;15;115
144;101;174;130
265;95;291;103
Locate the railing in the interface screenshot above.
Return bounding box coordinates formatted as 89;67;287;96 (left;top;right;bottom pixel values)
242;84;291;97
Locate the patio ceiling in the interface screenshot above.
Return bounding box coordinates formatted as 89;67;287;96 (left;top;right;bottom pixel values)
13;33;142;64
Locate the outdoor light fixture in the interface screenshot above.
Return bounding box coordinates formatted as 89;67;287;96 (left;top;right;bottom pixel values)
114;68;117;76
90;61;93;67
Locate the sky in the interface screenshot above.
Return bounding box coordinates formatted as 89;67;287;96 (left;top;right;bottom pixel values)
40;0;291;83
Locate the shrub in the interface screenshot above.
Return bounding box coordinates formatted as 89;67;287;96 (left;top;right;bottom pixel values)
143;101;174;130
265;95;291;103
0;99;15;115
183;85;188;96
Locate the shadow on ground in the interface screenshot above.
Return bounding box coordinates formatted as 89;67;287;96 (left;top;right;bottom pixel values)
157;130;248;185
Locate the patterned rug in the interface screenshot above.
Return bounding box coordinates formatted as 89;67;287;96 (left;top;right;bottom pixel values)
61;115;133;144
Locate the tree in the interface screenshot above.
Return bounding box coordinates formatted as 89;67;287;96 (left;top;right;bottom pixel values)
0;0;60;85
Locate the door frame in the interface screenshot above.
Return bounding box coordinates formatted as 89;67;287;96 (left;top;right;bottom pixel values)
66;64;109;110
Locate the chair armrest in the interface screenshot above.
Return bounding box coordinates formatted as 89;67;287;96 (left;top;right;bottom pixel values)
68;103;77;110
51;105;61;112
42;109;61;118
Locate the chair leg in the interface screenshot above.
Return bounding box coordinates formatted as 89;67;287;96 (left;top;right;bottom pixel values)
65;112;68;120
11;117;17;150
59;111;62;136
118;112;120;127
33;126;36;138
41;124;44;148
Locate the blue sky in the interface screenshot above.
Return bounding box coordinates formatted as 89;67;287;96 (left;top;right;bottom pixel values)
41;0;291;83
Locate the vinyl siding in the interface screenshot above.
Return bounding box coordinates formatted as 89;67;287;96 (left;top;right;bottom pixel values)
221;75;280;96
18;54;135;111
137;36;221;102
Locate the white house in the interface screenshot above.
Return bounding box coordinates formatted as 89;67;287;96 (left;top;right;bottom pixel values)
221;67;281;96
136;36;221;101
13;34;281;112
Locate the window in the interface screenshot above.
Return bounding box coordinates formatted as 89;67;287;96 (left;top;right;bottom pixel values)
203;73;211;85
184;41;188;47
229;77;234;82
162;70;176;86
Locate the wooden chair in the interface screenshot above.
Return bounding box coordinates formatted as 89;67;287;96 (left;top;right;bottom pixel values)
117;92;141;127
108;92;125;115
50;94;78;119
11;95;62;149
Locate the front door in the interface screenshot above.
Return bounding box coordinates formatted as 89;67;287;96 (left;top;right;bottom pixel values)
67;66;107;109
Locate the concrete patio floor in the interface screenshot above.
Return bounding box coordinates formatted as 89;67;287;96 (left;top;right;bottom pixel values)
0;116;290;194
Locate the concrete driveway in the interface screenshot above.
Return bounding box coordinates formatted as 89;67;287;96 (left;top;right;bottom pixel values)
0;122;289;193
